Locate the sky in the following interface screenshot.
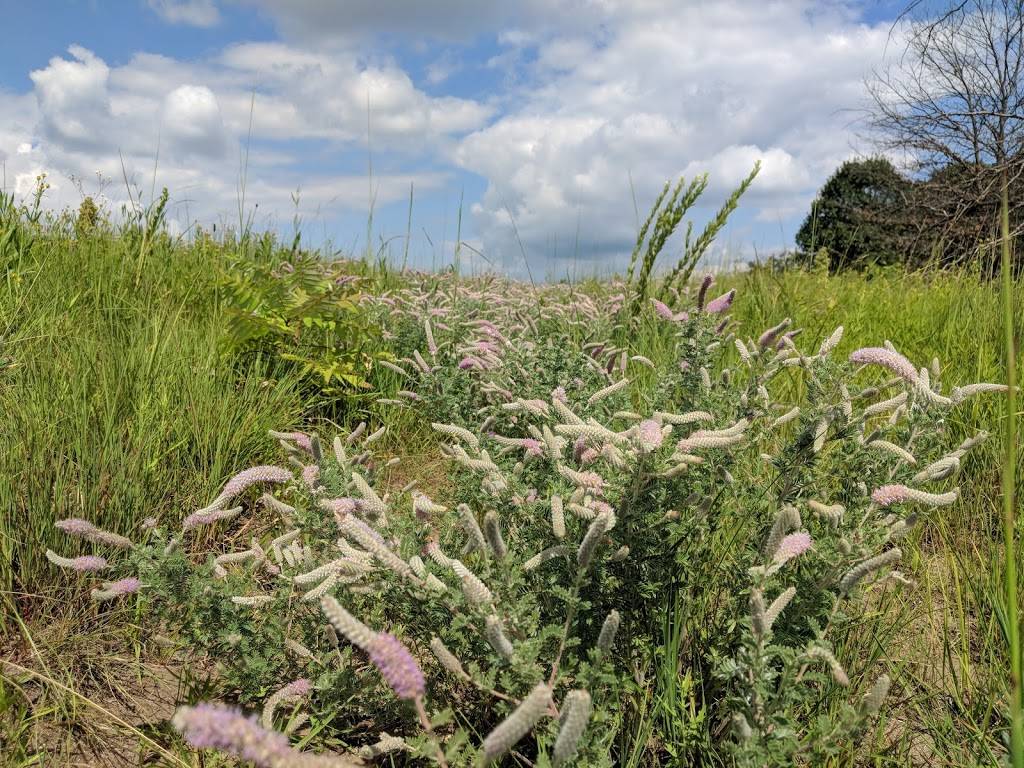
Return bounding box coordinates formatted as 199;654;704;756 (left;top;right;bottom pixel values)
0;0;913;278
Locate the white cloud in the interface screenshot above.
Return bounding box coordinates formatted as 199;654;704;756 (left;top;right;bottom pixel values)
162;85;229;158
2;2;905;274
148;0;221;27
451;0;895;269
8;44;469;231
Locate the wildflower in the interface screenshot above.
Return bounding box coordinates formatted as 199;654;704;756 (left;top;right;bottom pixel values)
54;519;132;549
771;407;800;427
696;274;714;309
452;560;494;607
523;545;567;571
764;586;796;631
818;325;844;356
196;465;293;515
457;504;487;552
757;318;791;350
174;704;292;765
521;438;544;457
359;733;409;759
485;615;515;660
867;440;917;465
182;505;243;532
431;422;480;452
652;298;675;320
481;683;553;761
773;532;812;566
850;346;920;385
368;633;425;700
596;610;620;656
871;484;958;507
45;550;107;572
91;577;141;602
430;637;470;680
261;679;313;728
557;465;605;494
269;430;314;454
911;456;960;484
636;419;664;451
483;511;507;559
749;589;768;637
320;596;377;650
551;495;566;540
807;646;850;686
577;511;613;569
587;378;629;405
763;506;801;559
232;595;274;607
553;690;593;766
301;464;321;490
839;548;902;594
952;382;1009;402
859;674;891;716
704;289;735;314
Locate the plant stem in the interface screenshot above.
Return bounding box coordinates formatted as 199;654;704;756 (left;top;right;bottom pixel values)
999;173;1022;768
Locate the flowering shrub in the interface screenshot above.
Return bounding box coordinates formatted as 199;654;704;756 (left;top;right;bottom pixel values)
47;276;1005;765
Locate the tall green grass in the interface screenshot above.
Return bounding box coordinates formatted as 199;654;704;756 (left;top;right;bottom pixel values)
0;226;305;620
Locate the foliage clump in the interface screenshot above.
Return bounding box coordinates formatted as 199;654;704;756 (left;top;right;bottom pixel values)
48;273;1004;765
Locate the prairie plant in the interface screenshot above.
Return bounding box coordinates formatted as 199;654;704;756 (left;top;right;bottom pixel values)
46;280;1006;765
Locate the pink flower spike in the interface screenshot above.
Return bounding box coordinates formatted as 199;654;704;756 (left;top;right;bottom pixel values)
704;289;736;314
637;419;664;451
71;555;107;572
105;576;142;595
172;704;292;765
651;298;675;320
302;464;321;489
521;438;543;457
849;347;919;385
773;532;812;565
368;633;425;700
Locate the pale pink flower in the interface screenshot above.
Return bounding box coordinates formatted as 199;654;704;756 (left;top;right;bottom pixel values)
849;347;919;386
70;555;107;572
368;633;425;700
652;298;675;320
773;532;812;565
637;419;664;451
173;704;292;765
521;438;544;457
704;289;736;314
301;464;320;489
55;518;132;549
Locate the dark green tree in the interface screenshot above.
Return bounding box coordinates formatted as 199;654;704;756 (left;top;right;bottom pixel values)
796;158;911;271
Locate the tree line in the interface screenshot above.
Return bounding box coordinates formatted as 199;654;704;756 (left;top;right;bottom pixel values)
796;0;1023;273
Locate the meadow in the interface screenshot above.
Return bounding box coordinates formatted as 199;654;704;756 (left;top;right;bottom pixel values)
0;191;1021;767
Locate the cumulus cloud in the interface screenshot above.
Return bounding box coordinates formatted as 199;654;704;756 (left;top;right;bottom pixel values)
451;0;892;270
162;85;229;158
148;0;220;27
1;1;902;274
5;43;481;234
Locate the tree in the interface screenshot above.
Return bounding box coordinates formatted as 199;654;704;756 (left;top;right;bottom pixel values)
867;0;1024;268
796;157;912;271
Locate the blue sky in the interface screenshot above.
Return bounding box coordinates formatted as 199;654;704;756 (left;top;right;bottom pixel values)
0;0;911;277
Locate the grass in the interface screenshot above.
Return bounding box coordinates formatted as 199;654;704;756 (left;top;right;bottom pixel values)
0;224;306;622
0;214;1021;765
